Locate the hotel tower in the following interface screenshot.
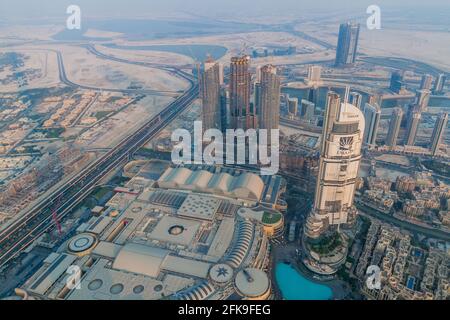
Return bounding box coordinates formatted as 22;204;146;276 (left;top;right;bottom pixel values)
305;91;365;239
303;91;365;275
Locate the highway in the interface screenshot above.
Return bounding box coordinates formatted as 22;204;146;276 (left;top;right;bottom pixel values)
0;54;198;268
286;28;335;50
54;49;181;97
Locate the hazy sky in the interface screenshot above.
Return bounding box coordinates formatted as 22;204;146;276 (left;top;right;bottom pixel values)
1;0;449;21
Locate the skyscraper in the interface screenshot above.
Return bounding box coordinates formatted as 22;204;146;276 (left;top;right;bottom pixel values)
385;107;403;148
287;96;299;117
349;91;363;109
430;113;448;156
404;110;422;146
218;63;224;86
420;74;433;90
363;103;381;146
220;87;229;131
335;22;360;67
200;58;222;131
257;65;281;135
256;65;262;83
306;65;322;85
368;94;380;105
390;71;406;94
229;55;254;130
433;73;447;95
300;99;315;122
308;87;319;106
415;89;431;112
305;91;365;239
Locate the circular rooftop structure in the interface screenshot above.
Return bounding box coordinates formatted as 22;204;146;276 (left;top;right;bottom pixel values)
234;268;270;300
209;264;234;284
168;225;185;236
67;233;98;256
109;210;120;218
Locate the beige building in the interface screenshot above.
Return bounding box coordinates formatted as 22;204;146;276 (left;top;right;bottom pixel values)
305;92;365;238
200;57;222;131
256;65;281;136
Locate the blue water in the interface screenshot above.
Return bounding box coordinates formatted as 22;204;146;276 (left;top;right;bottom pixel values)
104;43;227;61
275;263;333;300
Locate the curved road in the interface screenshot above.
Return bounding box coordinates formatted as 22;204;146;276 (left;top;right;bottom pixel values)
53;48;181;97
0;47;199;268
357;202;450;241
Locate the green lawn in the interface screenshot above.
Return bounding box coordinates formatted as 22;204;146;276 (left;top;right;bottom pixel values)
310;233;343;254
422;160;450;177
94;111;113;120
44;127;65;138
262;211;282;224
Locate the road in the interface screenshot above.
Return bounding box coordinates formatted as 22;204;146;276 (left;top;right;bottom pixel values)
285;27;335;50
54;48;181;97
0;51;199;268
356;202;450;241
280;117;323;134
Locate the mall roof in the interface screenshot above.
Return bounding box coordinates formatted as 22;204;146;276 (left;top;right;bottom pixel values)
234;268;270;298
158;167;264;201
112;243;169;278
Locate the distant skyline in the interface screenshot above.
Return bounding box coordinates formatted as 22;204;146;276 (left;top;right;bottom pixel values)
0;0;449;22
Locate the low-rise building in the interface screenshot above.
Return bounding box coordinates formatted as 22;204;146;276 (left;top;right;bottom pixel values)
17;164;285;300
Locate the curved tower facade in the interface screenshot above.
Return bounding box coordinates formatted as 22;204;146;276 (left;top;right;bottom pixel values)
200;58;222;132
229;55;254;130
305;93;365;239
257;65;281;136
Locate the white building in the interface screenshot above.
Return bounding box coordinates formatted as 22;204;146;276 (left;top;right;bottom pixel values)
305;92;365;238
363;102;381;146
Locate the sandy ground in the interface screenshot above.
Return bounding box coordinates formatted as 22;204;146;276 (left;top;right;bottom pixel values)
83;28;123;39
75;95;173;149
0;24;64;41
58;45;189;91
1;43;191;92
299;22;450;72
361;29;450;72
374;154;411;166
0;49;59;92
94;44;194;66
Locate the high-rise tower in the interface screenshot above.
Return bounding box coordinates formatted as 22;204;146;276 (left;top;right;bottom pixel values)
385;107;403;148
405;110;422;146
349;91;363;109
420;74;433;90
287;96;299;117
433;74;447;95
303;92;365;275
200;57;222;132
257;65;281;135
362;103;381;146
415;89;431;112
430;113;448;156
335;22;360;67
305;92;365;239
306;65;322;86
300;99;315;122
229;55;254;130
390;71;406;94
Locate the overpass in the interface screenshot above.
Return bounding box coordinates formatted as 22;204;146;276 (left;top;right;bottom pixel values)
0;66;198;268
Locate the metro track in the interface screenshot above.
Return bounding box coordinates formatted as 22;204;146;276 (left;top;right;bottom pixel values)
0;52;198;268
